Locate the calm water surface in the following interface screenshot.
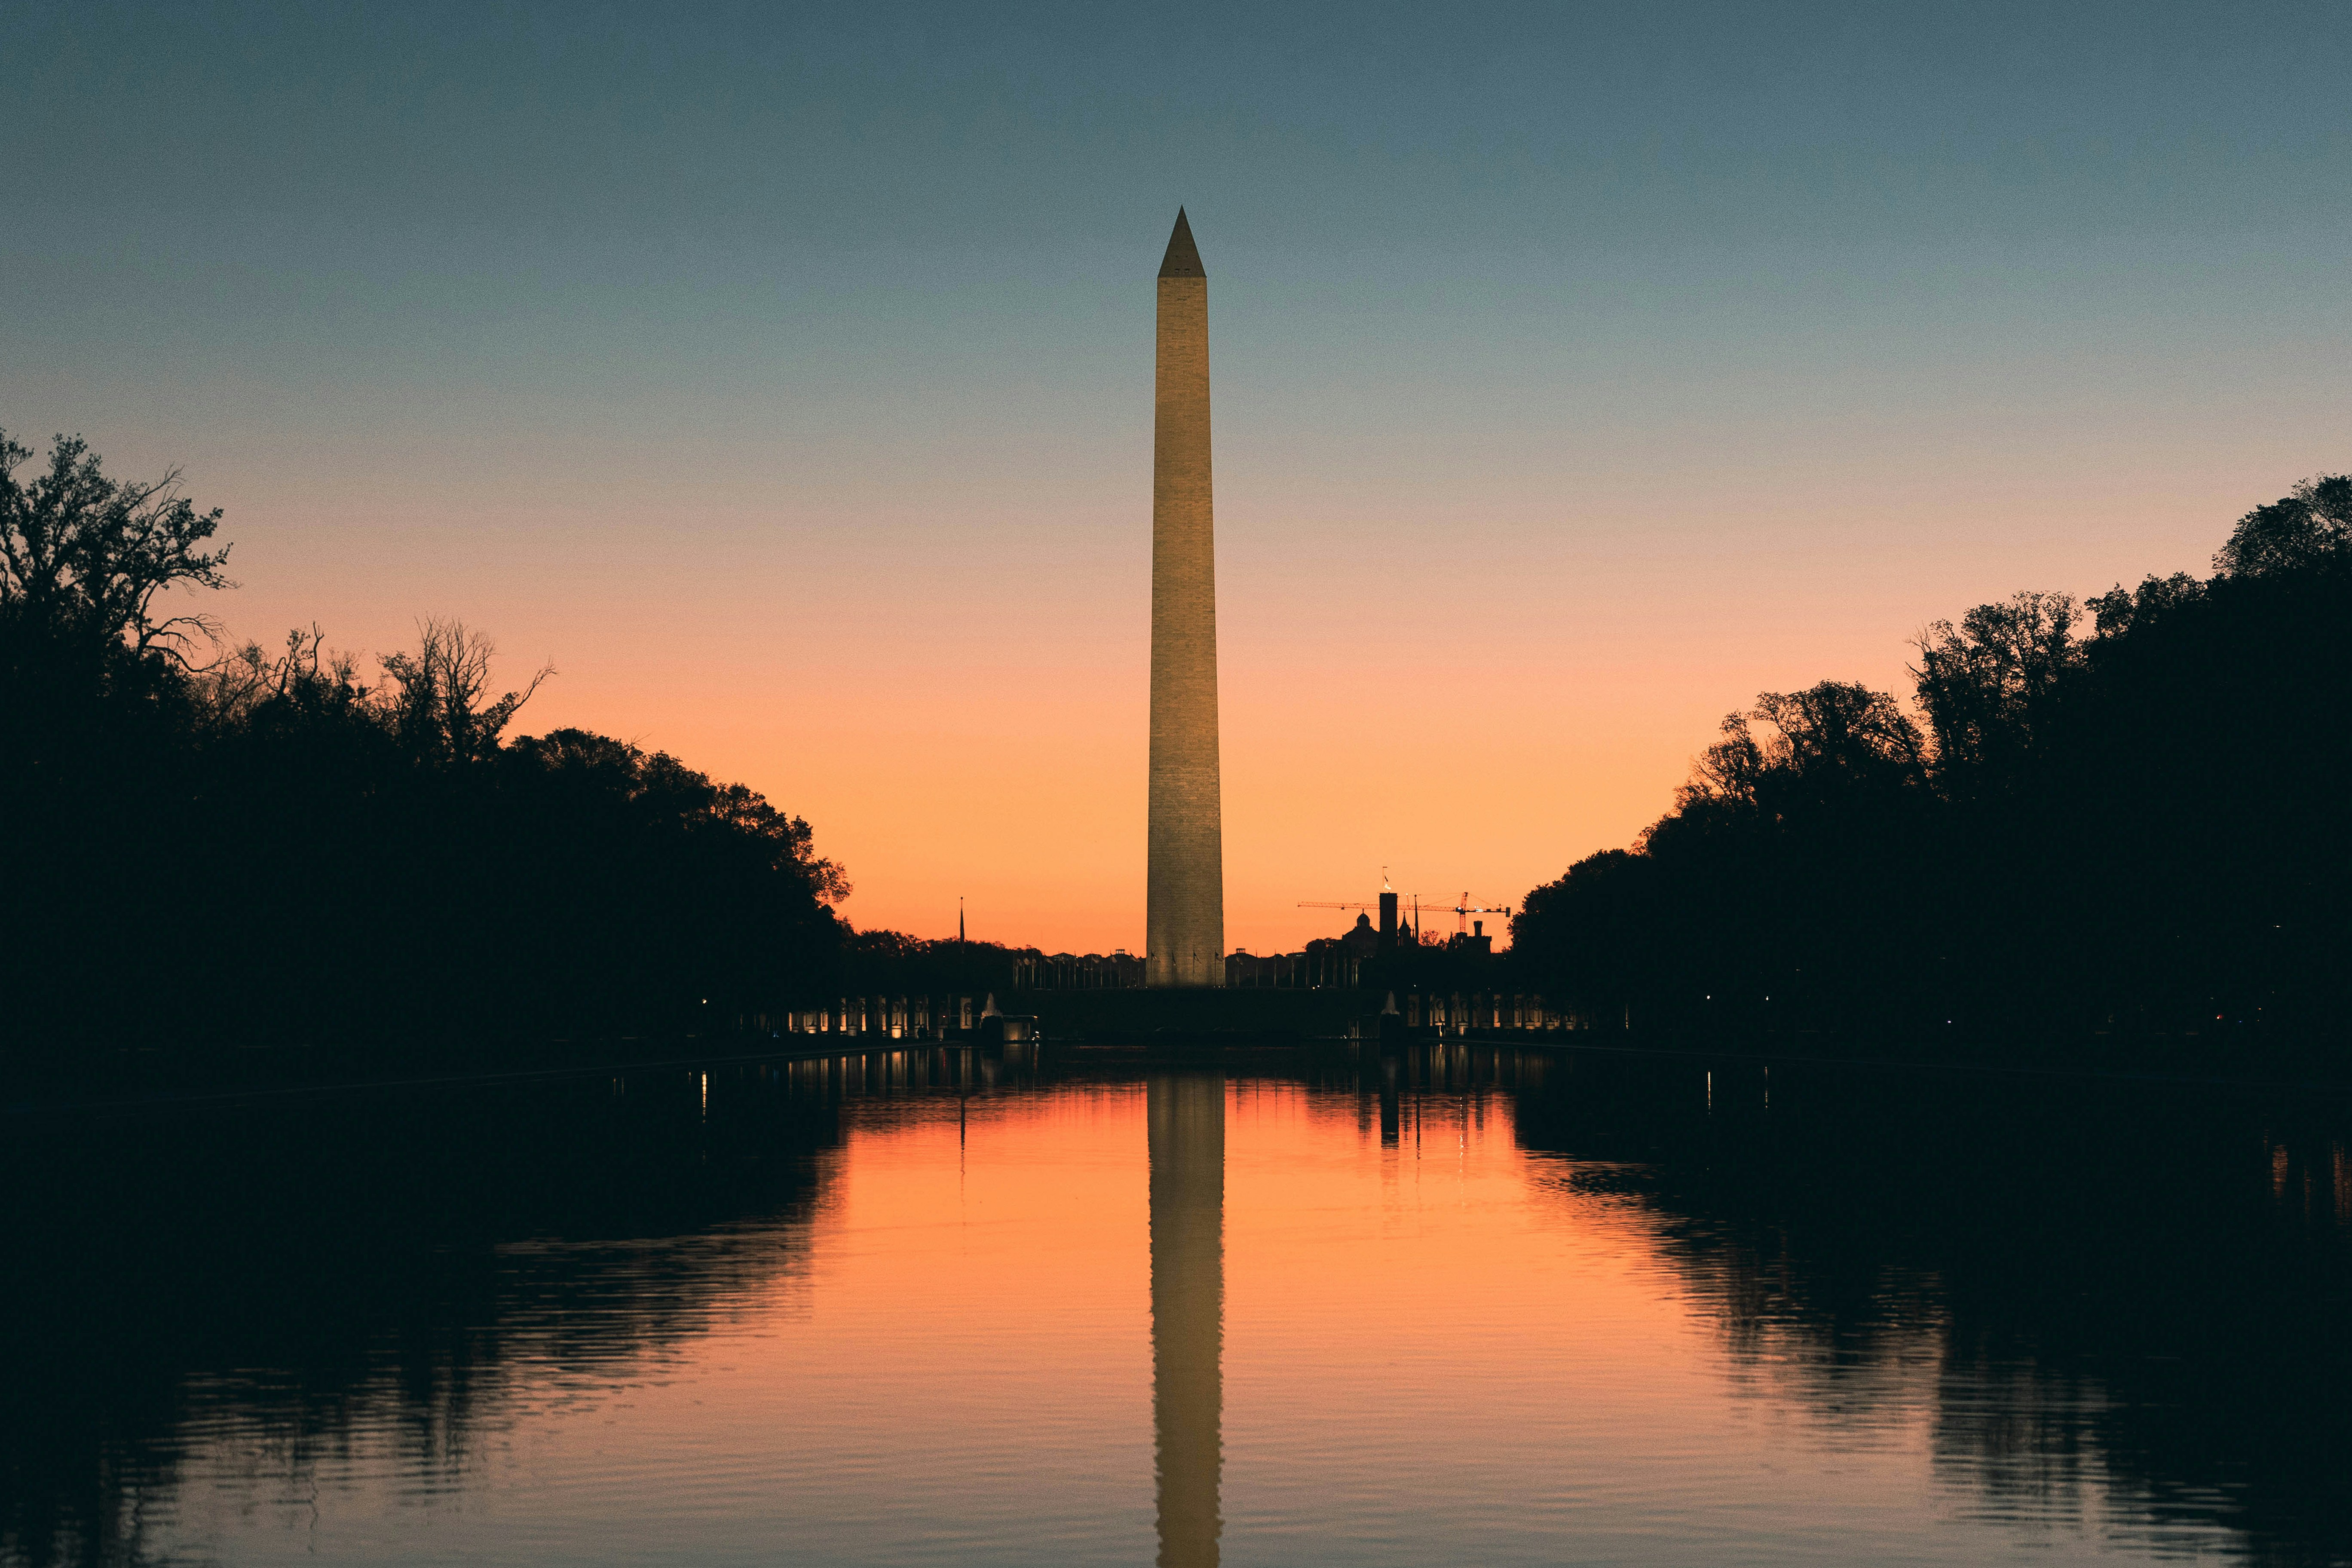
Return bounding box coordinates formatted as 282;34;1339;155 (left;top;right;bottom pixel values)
5;1044;2349;1565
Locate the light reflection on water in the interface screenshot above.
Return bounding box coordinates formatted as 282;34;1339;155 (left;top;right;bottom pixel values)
3;1045;2348;1566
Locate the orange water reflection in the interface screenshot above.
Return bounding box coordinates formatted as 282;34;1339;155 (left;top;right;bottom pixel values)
35;1052;2336;1567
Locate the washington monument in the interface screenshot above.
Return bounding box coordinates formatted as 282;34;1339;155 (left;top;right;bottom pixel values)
1146;208;1225;988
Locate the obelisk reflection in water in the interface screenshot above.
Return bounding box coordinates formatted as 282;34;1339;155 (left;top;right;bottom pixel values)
1147;1073;1224;1568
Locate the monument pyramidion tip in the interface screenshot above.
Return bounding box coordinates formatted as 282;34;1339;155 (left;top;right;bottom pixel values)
1159;208;1206;279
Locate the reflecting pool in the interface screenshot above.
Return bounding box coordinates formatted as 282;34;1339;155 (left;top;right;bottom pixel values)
4;1044;2349;1565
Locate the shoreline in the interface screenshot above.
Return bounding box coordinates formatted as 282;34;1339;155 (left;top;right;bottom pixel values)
10;1023;2351;1116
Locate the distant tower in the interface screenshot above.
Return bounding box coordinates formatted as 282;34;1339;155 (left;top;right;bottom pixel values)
1146;208;1226;988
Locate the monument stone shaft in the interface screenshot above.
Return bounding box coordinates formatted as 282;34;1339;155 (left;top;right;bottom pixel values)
1146;208;1225;988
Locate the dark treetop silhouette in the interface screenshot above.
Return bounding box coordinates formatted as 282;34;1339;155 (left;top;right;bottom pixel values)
1511;474;2352;1057
0;429;870;1065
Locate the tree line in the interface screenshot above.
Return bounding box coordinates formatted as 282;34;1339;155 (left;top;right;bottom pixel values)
15;426;2340;1062
1510;474;2352;1053
1;429;885;1060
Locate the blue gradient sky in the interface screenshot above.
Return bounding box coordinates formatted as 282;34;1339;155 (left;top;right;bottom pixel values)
7;1;2347;949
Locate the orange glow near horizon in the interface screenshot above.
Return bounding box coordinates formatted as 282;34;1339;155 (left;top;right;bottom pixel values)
175;461;2280;958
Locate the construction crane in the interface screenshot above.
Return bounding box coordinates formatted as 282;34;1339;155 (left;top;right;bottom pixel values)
1296;869;1401;922
1295;897;1417;932
1297;878;1511;942
1440;892;1514;937
1298;897;1423;944
1298;867;1431;941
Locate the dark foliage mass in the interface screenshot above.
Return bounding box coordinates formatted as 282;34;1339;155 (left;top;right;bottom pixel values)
1513;475;2352;1050
1;430;854;1056
836;927;1026;1002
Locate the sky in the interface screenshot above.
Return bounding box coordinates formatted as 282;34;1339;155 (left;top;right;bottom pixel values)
6;0;2347;954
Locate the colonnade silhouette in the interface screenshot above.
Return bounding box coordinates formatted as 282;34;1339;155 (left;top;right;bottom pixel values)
1148;1073;1224;1567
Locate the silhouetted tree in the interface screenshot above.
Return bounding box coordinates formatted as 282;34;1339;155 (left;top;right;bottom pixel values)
0;429;233;671
380;616;552;767
2211;474;2352;579
836;929;1023;1002
1513;473;2352;1057
0;430;857;1067
1913;590;2081;798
